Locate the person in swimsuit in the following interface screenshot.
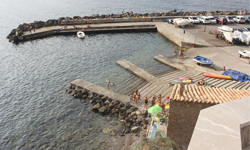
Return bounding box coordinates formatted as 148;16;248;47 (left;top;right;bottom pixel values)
107;81;110;90
130;94;133;103
151;97;155;107
161;102;165;114
135;94;138;106
144;96;148;109
138;91;141;102
157;94;162;106
133;91;137;101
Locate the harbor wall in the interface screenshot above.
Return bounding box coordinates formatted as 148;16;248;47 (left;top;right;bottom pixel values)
156;24;183;47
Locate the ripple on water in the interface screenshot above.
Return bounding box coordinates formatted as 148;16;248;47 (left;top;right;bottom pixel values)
0;32;177;149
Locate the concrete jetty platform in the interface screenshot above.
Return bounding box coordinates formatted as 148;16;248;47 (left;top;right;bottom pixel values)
71;79;129;103
16;21;216;48
155;23;212;48
116;59;162;83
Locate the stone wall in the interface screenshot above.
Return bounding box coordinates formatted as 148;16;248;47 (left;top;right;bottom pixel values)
167;100;214;149
157;24;182;47
241;122;250;150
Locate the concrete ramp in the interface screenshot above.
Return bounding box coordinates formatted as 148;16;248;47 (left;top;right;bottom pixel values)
154;55;186;70
116;59;161;83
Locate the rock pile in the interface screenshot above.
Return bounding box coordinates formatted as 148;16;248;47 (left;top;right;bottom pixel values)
66;85;150;135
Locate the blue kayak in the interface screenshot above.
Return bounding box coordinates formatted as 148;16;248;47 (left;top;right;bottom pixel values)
193;55;214;65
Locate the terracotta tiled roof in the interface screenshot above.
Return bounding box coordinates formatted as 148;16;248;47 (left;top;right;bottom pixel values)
170;84;250;104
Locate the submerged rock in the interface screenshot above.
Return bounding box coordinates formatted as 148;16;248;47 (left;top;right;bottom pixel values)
103;127;112;134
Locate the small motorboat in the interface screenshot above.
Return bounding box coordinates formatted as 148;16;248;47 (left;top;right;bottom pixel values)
174;19;192;27
77;31;85;39
193;55;214;65
239;50;250;58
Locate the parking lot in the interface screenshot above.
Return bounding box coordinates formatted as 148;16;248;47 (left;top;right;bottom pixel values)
183;23;249;47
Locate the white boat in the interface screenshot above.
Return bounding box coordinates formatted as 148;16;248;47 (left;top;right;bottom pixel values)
239;50;250;58
223;32;238;43
243;31;250;38
77;31;85;39
218;26;233;32
174;19;192;27
234;31;250;45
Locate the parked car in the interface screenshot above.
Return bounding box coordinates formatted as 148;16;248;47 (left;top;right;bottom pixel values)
188;16;200;24
199;16;211;24
245;16;250;23
242;27;250;32
233;16;246;23
216;17;228;25
225;16;234;23
207;16;216;24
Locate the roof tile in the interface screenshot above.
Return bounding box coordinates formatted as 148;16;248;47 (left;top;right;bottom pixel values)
170;84;250;104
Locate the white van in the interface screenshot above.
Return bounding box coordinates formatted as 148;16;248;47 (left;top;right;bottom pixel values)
234;16;246;23
199;16;211;24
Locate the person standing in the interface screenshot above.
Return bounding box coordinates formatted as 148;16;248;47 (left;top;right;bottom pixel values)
181;50;184;59
240;9;243;15
244;9;247;15
137;91;141;101
144;96;148;109
161;102;165;114
157;95;162;106
151;97;155;107
179;50;182;59
107;81;110;90
130;94;133;103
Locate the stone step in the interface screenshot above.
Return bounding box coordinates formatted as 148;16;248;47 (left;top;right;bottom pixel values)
119;78;143;95
138;83;152;93
143;84;164;99
141;84;158;97
122;80;147;95
239;82;250;90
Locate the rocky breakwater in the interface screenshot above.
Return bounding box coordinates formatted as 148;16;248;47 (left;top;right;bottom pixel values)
7;10;246;43
66;84;151;136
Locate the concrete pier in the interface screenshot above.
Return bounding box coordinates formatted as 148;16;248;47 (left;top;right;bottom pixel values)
116;59;162;83
71;79;129;102
14;21;214;48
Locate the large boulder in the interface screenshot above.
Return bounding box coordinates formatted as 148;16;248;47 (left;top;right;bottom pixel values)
131;126;140;133
120;107;127;112
125;102;132;109
130;106;138;112
92;103;100;111
98;106;107;114
104;100;110;105
119;111;126;119
126;109;132;116
73;91;82;98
